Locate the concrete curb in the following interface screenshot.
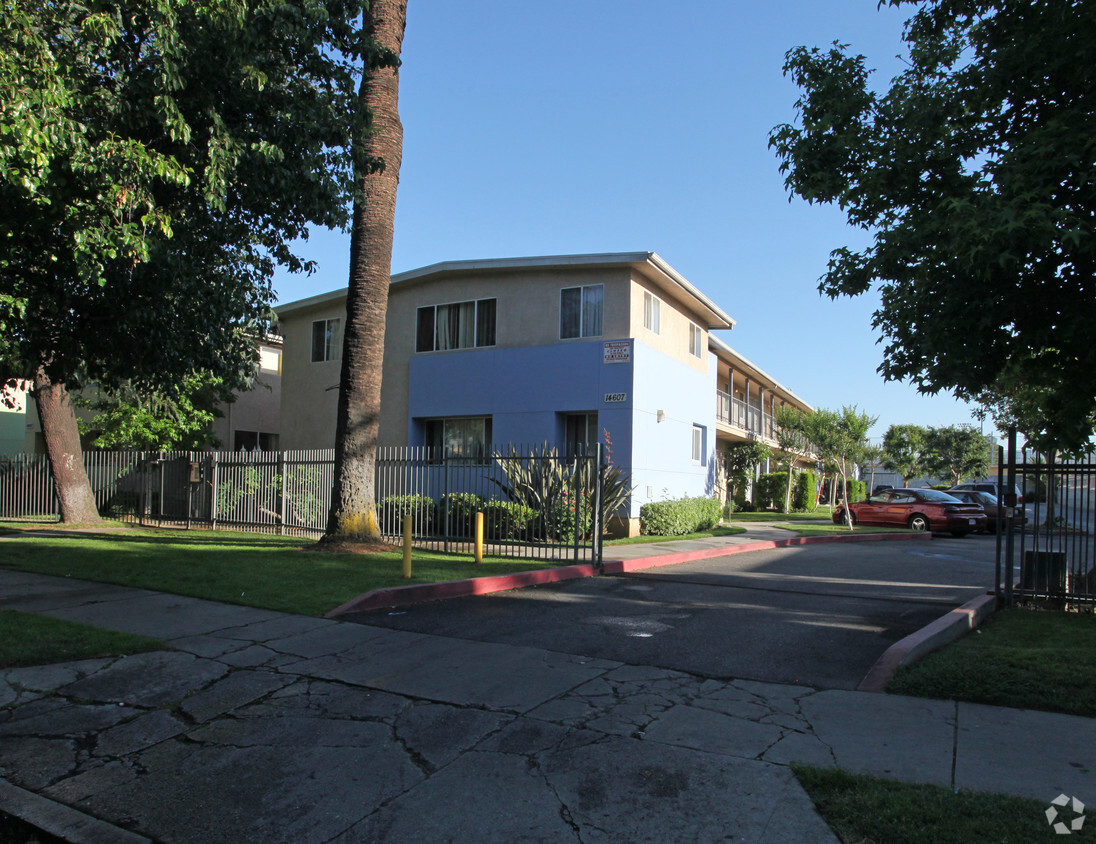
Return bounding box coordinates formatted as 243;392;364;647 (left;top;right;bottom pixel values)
857;592;999;693
327;531;932;616
325;563;599;617
0;779;152;844
601;531;932;574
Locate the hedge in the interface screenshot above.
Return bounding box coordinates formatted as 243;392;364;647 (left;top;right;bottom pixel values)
640;496;722;536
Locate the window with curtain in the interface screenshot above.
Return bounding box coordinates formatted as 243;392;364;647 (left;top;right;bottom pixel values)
424;417;493;462
560;284;603;339
416;299;497;352
311;318;340;362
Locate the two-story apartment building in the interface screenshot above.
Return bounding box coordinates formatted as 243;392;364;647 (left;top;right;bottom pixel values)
277;252;813;534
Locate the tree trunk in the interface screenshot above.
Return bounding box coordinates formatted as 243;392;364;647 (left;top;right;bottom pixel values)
325;0;407;540
34;369;102;524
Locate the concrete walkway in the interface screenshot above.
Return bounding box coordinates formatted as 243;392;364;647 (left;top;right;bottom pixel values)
1;527;1093;842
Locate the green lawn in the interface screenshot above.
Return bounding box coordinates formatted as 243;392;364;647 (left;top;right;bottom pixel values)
887;607;1096;717
0;610;165;668
726;510;833;522
769;522;914;537
0;528;569;617
793;766;1049;844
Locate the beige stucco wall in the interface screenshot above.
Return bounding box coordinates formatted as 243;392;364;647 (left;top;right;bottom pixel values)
278;298;344;449
627;272;709;374
378;265;633;447
211;341;282;450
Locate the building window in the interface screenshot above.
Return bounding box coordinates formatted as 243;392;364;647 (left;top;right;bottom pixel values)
235;431;279;452
311;318;341;362
643;291;661;334
416;299;496;352
259;347;281;374
564;412;599;457
560;284;603;339
424;417;492;461
692;425;704;463
688;322;703;358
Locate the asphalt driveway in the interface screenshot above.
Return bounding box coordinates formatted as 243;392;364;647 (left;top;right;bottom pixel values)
343;535;997;690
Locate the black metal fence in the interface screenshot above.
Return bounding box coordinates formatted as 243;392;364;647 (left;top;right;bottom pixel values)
996;438;1096;610
0;445;608;564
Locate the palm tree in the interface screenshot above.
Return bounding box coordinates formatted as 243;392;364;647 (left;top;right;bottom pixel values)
325;0;407;540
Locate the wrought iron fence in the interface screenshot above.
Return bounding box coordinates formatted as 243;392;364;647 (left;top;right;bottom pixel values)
996;441;1096;609
0;445;607;563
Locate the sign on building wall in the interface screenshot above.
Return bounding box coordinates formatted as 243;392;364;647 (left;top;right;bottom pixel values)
603;340;631;364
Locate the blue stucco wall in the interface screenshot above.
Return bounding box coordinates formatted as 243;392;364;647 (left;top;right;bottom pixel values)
404;338;718;518
407;340;635;460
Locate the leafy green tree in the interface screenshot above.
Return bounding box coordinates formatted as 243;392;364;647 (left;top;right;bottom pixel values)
774;406;814;512
720;441;771;517
882;424;927;485
860;443;885;493
770;0;1096;453
0;0;372;521
922;426;991;487
806;406;877;529
76;376;234;451
325;0;406;541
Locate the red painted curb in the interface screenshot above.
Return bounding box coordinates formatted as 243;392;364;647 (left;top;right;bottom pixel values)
857;592;998;693
601;531;932;575
325;563;599;618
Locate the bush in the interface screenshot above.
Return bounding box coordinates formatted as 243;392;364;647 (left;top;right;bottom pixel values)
547;489;595;542
640;496;723;536
846;479;866;502
754;472;788;511
793;470;819;511
378;494;435;534
439;492;485;537
483;500;538;540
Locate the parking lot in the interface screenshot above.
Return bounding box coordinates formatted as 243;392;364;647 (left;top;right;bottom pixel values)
344;534;997;690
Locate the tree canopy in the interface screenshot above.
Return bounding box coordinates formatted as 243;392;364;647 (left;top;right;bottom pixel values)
1;0;370;398
922;425;991;487
882;424;927;484
770;0;1096;452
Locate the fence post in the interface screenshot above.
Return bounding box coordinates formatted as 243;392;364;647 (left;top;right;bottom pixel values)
1004;426;1017;606
595;442;605;569
210;453;219;531
279;451;288;535
475;511;484;563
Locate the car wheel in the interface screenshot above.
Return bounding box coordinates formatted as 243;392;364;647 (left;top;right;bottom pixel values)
908;513;930;532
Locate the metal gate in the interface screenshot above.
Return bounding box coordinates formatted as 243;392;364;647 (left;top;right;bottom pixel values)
997;431;1096;609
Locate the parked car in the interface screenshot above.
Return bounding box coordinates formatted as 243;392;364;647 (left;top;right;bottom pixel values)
832;488;987;537
945;489;1027;534
952;481;1024;506
872;484;893;496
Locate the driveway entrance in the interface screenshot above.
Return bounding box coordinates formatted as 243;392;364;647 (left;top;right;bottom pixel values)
342;536;996;690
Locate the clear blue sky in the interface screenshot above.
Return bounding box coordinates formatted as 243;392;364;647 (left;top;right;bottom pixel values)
272;0;984;443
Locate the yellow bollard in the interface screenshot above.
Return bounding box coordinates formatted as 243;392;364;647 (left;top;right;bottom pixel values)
402;514;412;578
474;511;484;564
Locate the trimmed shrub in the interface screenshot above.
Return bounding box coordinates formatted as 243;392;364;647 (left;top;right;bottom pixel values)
640;496;723;536
546;489;595;542
439;492;485;537
793;469;819;511
483;500;538;540
754;472;788;511
846;479;867;502
378;494;436;534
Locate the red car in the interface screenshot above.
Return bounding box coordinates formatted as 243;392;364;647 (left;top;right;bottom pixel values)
832;488;987;537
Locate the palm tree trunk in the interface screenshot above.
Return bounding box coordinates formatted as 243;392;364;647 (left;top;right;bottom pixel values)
324;0;407;540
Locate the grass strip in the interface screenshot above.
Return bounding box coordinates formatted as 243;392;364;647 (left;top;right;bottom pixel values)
887;607;1096;717
0;528;570;617
793;765;1050;844
0;610;165;669
726;511;833;522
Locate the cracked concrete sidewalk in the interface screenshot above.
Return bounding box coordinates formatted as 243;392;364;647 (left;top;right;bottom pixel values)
2;568;1095;843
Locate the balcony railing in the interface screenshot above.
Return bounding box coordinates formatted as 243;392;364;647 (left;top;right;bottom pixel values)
716;390;776;441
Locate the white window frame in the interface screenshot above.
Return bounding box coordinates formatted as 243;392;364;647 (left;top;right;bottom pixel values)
692;425;705;464
560;284;604;340
688;322;703;358
311;318;341;362
643;291;661;334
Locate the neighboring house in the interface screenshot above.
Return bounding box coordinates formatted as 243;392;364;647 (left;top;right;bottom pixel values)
16;336;282;454
276;252;813;534
0;380;31;455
